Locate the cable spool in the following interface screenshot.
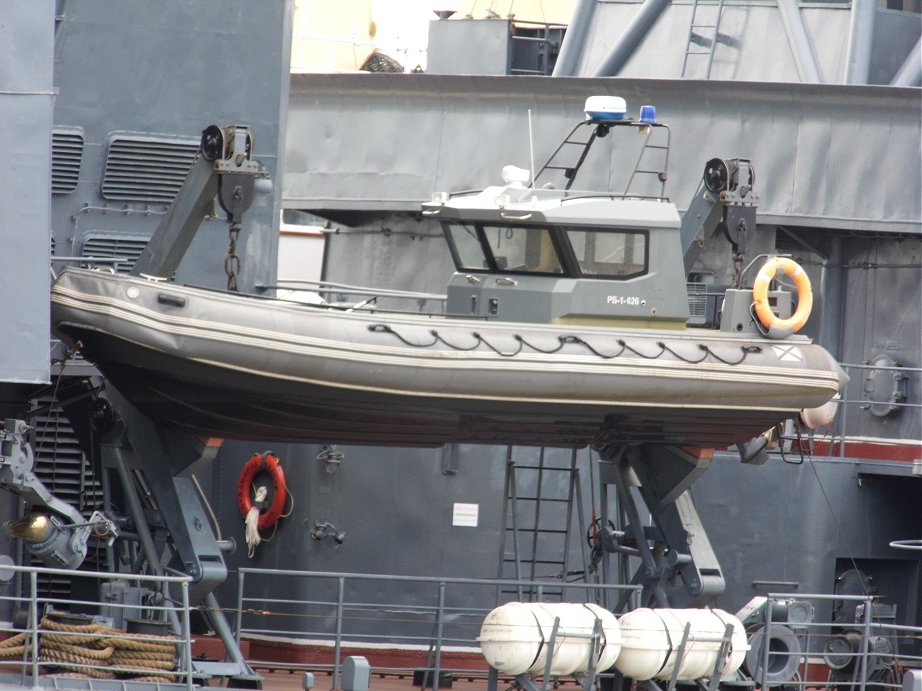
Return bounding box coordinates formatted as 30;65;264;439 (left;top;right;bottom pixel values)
743;624;802;685
824;630;861;672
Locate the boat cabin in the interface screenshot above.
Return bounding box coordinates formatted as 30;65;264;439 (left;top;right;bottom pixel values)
433;193;690;327
423;102;693;327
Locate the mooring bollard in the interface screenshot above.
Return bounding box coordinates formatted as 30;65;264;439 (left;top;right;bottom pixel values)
343;655;371;691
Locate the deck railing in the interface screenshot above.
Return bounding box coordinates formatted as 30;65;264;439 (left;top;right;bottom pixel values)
825;361;921;459
234;571;922;691
235;568;640;689
750;593;922;691
0;564;194;689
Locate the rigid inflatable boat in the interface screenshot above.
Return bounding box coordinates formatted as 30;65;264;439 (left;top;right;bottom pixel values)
50;103;847;448
50;263;843;448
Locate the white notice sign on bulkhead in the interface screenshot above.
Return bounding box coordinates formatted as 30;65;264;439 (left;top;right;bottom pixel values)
452;503;479;527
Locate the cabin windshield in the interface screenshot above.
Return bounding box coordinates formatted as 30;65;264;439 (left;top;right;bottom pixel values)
443;222;648;280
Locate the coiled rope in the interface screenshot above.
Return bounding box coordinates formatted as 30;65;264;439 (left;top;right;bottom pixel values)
17;616;181;681
246;485;269;557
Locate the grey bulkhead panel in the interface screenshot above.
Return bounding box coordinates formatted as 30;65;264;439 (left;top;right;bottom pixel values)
50;0;293;294
570;3;919;84
0;1;54;385
285;74;921;236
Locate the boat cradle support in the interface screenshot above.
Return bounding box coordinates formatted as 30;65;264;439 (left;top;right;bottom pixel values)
597;444;725;610
93;387;259;684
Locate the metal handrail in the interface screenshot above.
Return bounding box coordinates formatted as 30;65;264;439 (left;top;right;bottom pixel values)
273;278;447;302
235;568;640;690
0;564;194;690
756;593;922;691
786;360;921;460
233;575;922;691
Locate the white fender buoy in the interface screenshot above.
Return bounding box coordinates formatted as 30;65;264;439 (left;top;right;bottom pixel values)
800;394;840;429
615;608;748;681
478;602;621;676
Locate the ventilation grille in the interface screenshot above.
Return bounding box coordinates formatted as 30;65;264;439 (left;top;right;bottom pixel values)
687;282;708;321
51;129;84;194
101;136;199;202
28;397;104;600
81;235;149;273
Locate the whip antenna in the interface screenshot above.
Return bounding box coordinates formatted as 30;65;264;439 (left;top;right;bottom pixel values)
528;109;536;189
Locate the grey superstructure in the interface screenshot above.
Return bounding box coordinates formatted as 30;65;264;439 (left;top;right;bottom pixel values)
0;0;919;688
270;0;921;662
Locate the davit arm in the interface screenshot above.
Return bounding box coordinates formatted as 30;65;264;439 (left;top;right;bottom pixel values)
130;124;270;283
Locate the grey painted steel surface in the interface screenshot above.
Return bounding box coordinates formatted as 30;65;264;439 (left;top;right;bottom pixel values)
50;0;292;295
845;0;877;84
285;74;921;234
129;156;221;280
830;239;921;450
864;10;921;85
776;0;824;82
552;0;596;76
428;19;513;75
212;441;920;640
892;36;922;86
589;0;668;77
550;2;919;85
0;1;53;386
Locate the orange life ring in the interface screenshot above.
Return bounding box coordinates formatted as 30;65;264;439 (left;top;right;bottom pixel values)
237;452;287;531
752;256;813;339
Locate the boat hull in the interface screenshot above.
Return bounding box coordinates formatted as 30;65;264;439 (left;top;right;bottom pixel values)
51;268;845;448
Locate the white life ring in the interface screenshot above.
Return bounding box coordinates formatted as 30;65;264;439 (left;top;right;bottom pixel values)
752;257;813;339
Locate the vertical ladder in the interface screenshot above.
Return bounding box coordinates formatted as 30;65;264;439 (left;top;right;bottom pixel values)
497;446;590;601
681;0;726;78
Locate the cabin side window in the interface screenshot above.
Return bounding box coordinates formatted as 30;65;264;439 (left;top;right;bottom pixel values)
444;223;490;270
566;228;647;279
482;225;563;274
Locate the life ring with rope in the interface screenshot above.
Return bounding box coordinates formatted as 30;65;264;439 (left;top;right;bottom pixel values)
237;451;288;531
752;256;813;339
